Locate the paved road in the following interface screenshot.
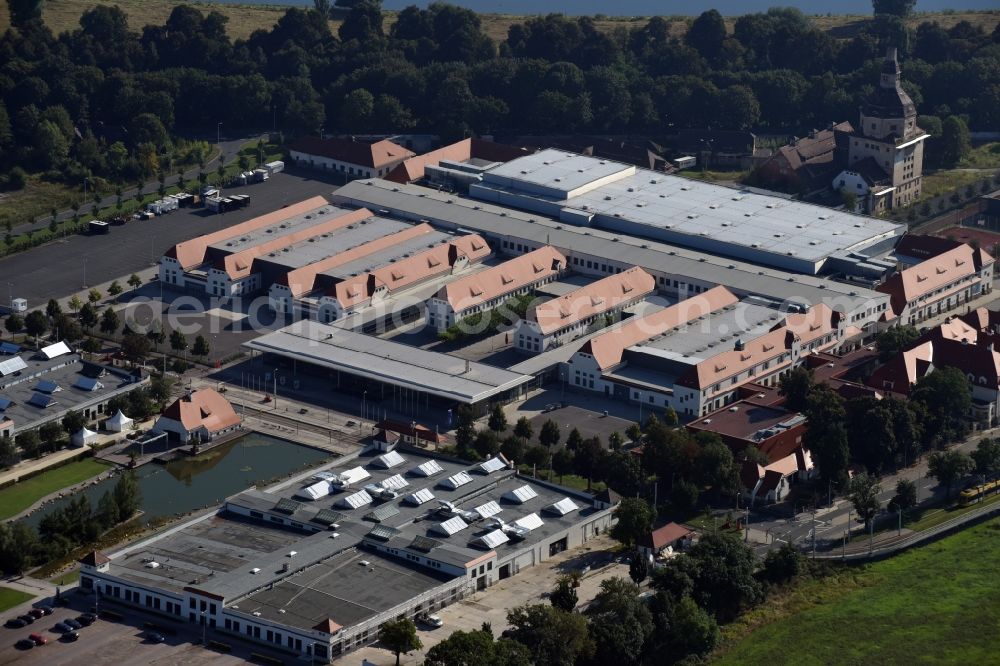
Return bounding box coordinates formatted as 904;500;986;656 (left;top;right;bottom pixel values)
0;167;340;306
11;136;253;237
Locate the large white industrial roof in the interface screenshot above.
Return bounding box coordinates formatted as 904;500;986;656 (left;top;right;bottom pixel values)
477;149;903;265
243;321;532;405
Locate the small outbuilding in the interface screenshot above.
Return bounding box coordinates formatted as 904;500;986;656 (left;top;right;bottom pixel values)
637;522;694;559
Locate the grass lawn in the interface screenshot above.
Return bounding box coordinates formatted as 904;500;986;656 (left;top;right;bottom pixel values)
49;569;80;586
0;459;109;521
961;142;1000;170
919;168;992;201
714;517;1000;665
0;588;34;614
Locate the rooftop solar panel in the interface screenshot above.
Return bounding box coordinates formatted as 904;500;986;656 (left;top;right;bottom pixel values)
0;342;20;355
35;380;61;394
479;457;506;474
273;497;301;514
39;341;71;359
337;489;373;509
27;392;54;408
405;488;435;505
433;516;469;536
414;460;444;477
0;357;27;376
376;450;406;469
364;503;401;523
74;377;103;391
0;397;11;411
367;524;401;541
503;485;538;504
474;500;502;519
514;513;544;531
475;529;510;549
545;497;581;516
381;474;409;491
312;509;344;526
440;471;473;490
410;535;442;552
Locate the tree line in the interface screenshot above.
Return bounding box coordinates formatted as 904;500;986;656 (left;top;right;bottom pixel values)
2;1;999;201
0;470;141;574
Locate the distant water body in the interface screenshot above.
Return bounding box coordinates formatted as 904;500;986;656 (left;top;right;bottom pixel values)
222;0;997;16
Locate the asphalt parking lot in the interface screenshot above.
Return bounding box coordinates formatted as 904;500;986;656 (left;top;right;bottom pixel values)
0;591;289;666
0;167;340;305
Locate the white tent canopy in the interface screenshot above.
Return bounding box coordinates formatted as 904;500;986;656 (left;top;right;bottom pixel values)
72;427;98;447
106;410;133;433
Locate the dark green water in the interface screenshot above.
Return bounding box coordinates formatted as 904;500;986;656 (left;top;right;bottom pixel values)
22;433;330;528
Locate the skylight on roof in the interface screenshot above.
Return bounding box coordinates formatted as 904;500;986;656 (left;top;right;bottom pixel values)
364;504;401;523
405;488;435;505
312;509;344;526
367;524;400;542
503;485;538;504
414;460;444;477
273;497;302;514
474;501;502;519
545;497;580;516
381;474;409;491
410;535;441;553
475;529;510;549
74;377;103;392
440;471;473;490
337;490;373;510
40;341;71;360
513;513;544;532
0;357;27;376
433;516;469;537
479;457;506;474
376;450;406;469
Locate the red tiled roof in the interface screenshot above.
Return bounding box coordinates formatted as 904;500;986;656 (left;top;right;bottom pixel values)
437;246;566;312
877;244;991;317
289;137;414;169
161;389;240;434
638;522;693;550
313;619;343;634
529;267;654;335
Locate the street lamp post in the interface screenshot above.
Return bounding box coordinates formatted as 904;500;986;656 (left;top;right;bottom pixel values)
83;257;88;289
6;282;12;311
216;123;222;148
273;368;278;410
201;610;208;645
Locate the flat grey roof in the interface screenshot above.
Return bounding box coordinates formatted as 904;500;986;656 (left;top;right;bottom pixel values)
243;320;532;404
331;229;452;278
477;149;903;263
238;548;451;632
207;202;349;253
331;180;888;316
633;301;783;364
0;353;142;434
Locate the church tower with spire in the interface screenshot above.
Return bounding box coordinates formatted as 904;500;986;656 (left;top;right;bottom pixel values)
846;48;928;210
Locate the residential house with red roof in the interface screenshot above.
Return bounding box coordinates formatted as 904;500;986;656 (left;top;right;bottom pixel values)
637;523;695;559
153;389;241;443
876;243;993;325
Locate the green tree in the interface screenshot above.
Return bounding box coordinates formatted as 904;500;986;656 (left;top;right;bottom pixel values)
550;576;578;612
514;416;533;444
671;479;700;514
0;435;18;468
424;629;531;666
778;366;814;412
539;419;561;448
685;9;726;60
505;605;593;666
169;330;188;354
696;439;736;494
473;429;500;458
648;594;719;661
67;295;83;314
888;478;918;513
626;423;642;443
24;310;47;344
100;307;120;335
971;438;1000;480
629;551;649;587
16;430;41;459
876;325;920;361
939;115;971;167
610;497;654;548
127;273;143;291
379;618;422;666
500;436;525;464
39;422;65;451
4;314;23;335
804;384;850;488
121;333;151;367
566;427;584;451
112;471;142;519
8;0;43;27
608;431;624;451
487;404;507;433
46;298;62;320
762;542;802;584
107;280;124;303
848;472;882;530
88;288;102;305
586;577;653;665
79;303;98;330
911;367;972;446
927;450;973;500
873;0;916;17
192;334;210;359
551;447;575;484
62;410;87;435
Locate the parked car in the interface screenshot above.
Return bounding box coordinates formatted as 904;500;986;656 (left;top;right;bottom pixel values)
144;631;165;643
28;633;46;646
76;613;97;626
27;609;44;619
63;619;82;630
52;622;71;633
17;615;34;625
15;638;34;650
4;618;26;629
35;606;53;616
418;613;443;628
61;631;79;642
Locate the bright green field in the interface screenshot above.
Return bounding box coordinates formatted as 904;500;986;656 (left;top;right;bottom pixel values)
715;518;1000;666
0;459;109;520
0;587;34;613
